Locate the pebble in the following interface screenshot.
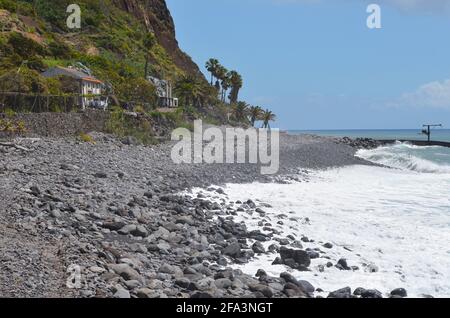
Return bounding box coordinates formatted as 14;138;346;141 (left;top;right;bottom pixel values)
0;132;413;299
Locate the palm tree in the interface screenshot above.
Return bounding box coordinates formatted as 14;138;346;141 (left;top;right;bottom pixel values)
232;101;249;122
174;76;204;108
262;109;276;129
248;106;263;127
220;72;231;103
214;65;228;101
205;58;220;85
143;32;157;79
229;71;243;104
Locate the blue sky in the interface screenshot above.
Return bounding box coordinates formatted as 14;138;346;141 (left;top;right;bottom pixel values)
166;0;450;130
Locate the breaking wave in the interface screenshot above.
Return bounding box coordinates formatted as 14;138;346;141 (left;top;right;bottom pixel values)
357;142;450;174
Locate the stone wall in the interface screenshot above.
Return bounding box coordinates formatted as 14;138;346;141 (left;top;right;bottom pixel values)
0;110;177;140
0;110;110;138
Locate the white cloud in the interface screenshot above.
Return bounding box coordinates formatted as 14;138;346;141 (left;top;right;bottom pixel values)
390;80;450;110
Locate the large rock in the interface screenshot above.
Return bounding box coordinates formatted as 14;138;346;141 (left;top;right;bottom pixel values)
136;288;154;298
118;224;148;237
390;288;407;298
252;242;265;254
280;272;314;294
215;278;232;290
283;283;307;298
361;289;383;298
113;286;131;299
109;264;142;282
102;220;127;231
279;247;311;270
328;287;352;298
222;242;241;258
249;284;274;298
336;258;351;270
159;263;182;276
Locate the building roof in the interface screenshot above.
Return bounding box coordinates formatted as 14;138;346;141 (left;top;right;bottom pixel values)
41;66;103;84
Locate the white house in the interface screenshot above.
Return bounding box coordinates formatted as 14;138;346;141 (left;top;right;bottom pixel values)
148;76;179;108
42;66;105;109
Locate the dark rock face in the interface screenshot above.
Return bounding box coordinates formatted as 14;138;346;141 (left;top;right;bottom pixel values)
361;289;383;299
279;272;315;295
252;242;265;254
222;242;241;258
112;0;202;77
328;287;352;298
278;247;311;271
390;288;407;298
336;258;351;270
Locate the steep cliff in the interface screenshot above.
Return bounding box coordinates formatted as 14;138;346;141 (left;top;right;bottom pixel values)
112;0;201;76
0;0;202;84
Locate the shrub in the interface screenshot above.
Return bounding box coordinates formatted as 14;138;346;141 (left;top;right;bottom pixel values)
4;108;15;117
16;120;26;133
0;0;18;11
134;105;145;114
8;32;46;59
48;40;74;59
26;57;46;72
116;77;157;111
34;0;67;30
0;69;48;94
106;107;156;145
0;118;26;133
79;132;95;144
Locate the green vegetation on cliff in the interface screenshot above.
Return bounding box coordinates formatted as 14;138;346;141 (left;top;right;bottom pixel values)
0;0;276;134
0;0;190;100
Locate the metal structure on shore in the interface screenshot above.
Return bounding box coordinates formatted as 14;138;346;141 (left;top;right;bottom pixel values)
375;124;448;148
421;124;442;142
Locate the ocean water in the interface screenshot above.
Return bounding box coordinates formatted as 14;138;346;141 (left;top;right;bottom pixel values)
358;142;450;173
188;142;450;297
289;129;450;143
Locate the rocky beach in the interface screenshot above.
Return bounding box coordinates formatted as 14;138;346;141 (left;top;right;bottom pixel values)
2;0;449;303
0;132;412;298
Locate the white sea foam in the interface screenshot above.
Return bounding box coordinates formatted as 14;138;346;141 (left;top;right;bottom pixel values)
356;142;450;173
190;164;450;298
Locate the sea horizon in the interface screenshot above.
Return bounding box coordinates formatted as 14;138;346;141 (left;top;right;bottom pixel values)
288;129;450;143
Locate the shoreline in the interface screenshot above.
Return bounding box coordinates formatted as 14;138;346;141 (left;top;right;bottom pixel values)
188;166;448;298
0;133;416;298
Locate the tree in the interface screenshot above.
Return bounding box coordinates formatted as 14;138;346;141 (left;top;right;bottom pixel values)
232;101;249;122
249;105;263;127
214;65;228;102
229;71;243;104
205;58;220;85
143;33;157;79
174;75;204;108
117;77;157;112
220;72;231;103
262;109;276;129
